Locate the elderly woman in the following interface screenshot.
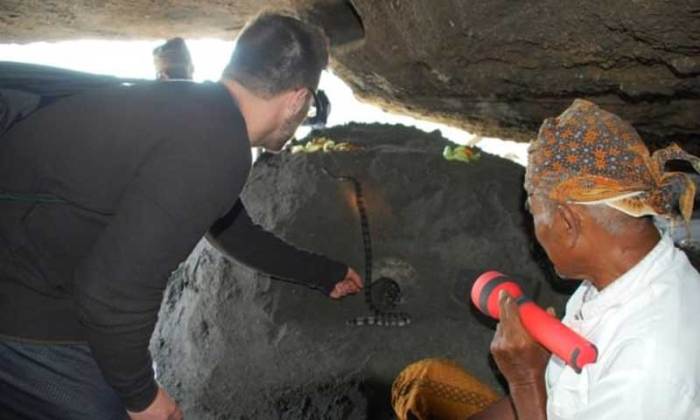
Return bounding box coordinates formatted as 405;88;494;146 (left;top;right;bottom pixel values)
393;99;700;420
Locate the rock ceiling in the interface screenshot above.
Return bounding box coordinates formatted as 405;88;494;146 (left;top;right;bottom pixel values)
2;0;698;147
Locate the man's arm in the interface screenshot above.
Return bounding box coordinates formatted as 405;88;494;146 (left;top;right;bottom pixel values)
488;291;550;420
74;125;245;412
206;200;350;296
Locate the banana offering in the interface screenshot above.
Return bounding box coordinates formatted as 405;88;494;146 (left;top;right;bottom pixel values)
290;137;359;154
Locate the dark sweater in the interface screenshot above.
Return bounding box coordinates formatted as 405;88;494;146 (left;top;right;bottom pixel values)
0;81;346;411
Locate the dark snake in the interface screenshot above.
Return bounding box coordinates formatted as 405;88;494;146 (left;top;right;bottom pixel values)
323;167;411;327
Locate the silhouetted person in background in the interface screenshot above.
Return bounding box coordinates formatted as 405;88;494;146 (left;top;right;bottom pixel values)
152;37;194;80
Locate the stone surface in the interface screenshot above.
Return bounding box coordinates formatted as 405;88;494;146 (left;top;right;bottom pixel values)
330;0;700;146
2;0;698;147
151;123;569;419
0;0;286;42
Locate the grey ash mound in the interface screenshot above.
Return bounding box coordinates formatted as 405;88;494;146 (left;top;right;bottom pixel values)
151;123;568;419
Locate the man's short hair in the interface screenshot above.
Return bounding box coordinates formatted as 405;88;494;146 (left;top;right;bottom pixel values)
222;12;329;97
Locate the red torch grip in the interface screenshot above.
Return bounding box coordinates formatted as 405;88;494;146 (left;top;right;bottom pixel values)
471;271;598;372
516;297;598;372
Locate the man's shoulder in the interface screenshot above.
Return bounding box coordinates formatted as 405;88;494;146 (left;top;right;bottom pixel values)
71;81;250;180
62;81;234;115
131;80;225;101
604;258;700;376
110;82;248;154
107;81;236;113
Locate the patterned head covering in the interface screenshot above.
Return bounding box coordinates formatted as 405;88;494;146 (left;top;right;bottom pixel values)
526;99;700;222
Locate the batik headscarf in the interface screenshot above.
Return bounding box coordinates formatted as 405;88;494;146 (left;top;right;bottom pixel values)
525;99;700;222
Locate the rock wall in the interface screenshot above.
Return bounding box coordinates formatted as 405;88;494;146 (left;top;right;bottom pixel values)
0;0;286;41
330;0;700;146
151;124;569;419
2;1;697;147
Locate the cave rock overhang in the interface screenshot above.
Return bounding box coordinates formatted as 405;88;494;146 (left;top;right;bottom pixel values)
1;0;698;149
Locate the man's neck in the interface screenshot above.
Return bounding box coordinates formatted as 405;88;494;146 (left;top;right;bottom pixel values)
220;79;275;148
588;224;661;290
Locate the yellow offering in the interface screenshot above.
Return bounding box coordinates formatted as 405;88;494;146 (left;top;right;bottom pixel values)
443;145;481;163
290;137;359;154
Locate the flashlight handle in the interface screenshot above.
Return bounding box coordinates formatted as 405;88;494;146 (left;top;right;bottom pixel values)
471;271;598;372
516;296;598;372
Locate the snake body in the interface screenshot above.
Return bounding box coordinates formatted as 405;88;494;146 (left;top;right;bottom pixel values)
323;168;411;327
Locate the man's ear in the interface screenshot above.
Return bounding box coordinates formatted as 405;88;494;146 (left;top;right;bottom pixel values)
555;203;582;248
284;87;309;117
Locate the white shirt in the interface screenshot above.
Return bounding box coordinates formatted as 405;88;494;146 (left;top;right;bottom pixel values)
545;234;700;419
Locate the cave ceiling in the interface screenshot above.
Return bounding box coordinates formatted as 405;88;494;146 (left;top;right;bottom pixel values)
1;0;699;148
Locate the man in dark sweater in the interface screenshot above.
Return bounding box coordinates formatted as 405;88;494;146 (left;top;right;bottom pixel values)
0;12;362;420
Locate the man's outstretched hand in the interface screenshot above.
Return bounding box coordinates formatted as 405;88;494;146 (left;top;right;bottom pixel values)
329;267;363;299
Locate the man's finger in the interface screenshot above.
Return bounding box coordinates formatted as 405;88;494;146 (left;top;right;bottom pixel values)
498;289;512;321
348;279;362;292
347;269;364;288
341;281;357;295
330;283;345;299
